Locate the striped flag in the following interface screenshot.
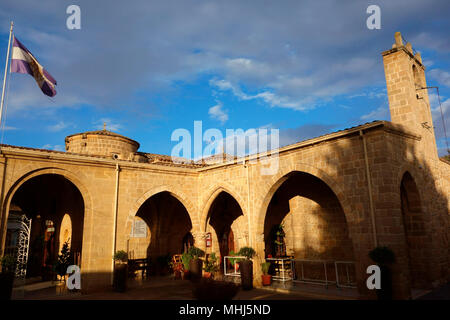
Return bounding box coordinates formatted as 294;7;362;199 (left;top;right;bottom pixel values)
10;36;57;97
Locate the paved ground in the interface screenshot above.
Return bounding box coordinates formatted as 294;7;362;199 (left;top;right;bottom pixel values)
12;276;359;300
15;276;448;300
417;282;450;300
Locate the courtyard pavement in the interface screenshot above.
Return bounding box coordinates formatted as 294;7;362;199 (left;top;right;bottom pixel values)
12;276;360;300
14;276;448;300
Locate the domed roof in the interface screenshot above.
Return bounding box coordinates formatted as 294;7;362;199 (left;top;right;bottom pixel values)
65;128;140;160
66;129;140;149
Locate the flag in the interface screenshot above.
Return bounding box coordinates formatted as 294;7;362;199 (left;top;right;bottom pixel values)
10;36;57;97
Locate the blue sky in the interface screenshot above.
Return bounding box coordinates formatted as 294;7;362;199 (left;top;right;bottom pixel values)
0;0;449;157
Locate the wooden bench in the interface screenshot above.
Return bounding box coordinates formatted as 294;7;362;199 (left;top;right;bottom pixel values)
128;258;151;279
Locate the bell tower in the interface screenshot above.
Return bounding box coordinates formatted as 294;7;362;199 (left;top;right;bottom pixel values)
382;32;438;158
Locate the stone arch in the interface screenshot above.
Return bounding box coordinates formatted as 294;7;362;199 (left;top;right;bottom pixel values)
253;162;358;288
126;185;198;237
395;163;425;200
1;167;93;256
255;162;352;237
200;183;247;233
399;170;431;289
126;185;197;260
201;184;247;271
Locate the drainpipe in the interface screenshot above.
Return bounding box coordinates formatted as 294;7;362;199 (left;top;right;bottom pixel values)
111;162;120;283
0;157;7;257
360;130;378;247
245;160;252;247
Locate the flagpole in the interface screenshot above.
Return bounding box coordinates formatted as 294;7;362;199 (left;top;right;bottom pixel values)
0;21;14;131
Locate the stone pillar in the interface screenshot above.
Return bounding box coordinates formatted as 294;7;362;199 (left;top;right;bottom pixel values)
192;231;207;252
253;233;265;287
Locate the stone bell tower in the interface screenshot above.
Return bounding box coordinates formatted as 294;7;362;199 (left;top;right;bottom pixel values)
382;32;438;159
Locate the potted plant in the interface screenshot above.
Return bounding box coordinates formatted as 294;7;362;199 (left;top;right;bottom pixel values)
55;240;71;283
228;250;240;272
181;252;192;280
113;250;128;292
203;253;219;279
261;262;272;286
273;224;286;257
369;246;395;300
188;246;205;281
170;260;183;280
238;247;256;290
0;255;16;300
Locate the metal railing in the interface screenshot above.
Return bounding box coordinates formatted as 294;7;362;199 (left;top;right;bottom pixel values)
223;256;246;277
334;261;357;288
290;259;336;288
266;257;293;282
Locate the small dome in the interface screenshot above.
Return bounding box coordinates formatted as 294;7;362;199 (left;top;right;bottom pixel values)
65;129;140;160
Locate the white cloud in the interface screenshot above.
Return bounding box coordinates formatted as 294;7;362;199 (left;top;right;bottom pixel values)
41;144;65;151
360;105;390;121
47;121;71;132
431;97;450;140
411;32;450;53
429;69;450;87
210;54;380;111
95;118;122;132
3;126;18;131
3;0;450;119
208;102;228;124
209;78;306;110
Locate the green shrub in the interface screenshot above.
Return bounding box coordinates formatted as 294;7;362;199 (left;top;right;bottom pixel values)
181;252;192;270
238;247;256;260
188;246;205;259
203;253;219;273
55;240;72;278
0;255;16;273
113;250;128;262
261;262;271;275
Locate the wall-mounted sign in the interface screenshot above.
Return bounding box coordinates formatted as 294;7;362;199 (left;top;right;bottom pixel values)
131;219;147;238
205;232;212;247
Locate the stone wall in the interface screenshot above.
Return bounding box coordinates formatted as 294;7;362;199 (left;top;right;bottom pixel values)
0;120;448;297
65;131;139;161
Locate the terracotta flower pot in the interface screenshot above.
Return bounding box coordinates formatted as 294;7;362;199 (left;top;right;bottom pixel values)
261;274;272;286
203;272;212;279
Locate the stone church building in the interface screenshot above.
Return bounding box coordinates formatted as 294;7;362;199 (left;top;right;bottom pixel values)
0;33;448;299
